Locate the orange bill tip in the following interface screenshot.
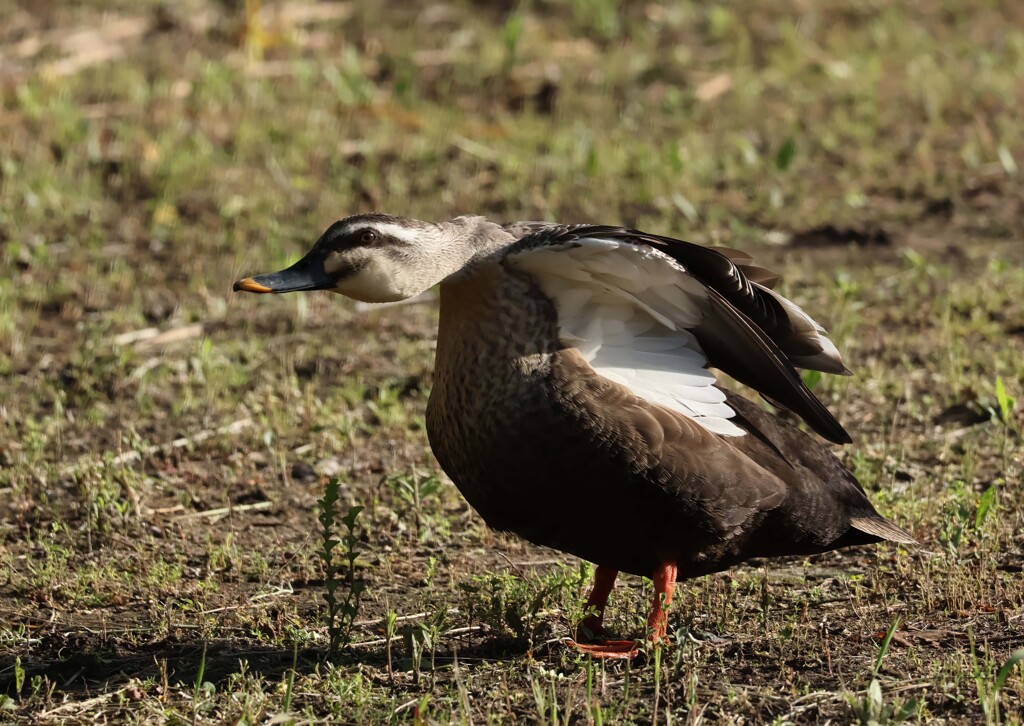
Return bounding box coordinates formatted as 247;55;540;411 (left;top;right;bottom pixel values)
233;278;274;293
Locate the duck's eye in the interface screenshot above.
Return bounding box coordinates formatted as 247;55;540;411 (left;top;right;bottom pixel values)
360;230;377;244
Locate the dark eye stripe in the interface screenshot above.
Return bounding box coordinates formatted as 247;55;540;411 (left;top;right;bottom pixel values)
323;226;375;250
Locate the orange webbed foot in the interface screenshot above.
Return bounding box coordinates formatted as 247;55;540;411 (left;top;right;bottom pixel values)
563;638;640;660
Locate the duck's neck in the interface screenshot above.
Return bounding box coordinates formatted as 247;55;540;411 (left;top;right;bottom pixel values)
434;265;560;382
435;217;517;285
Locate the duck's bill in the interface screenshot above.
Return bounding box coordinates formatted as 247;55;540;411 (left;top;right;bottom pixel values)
233;255;335;294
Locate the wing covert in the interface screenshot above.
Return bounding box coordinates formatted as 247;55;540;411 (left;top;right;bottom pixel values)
505;227;852;444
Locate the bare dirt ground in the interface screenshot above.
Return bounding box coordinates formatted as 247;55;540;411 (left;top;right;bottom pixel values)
1;1;1023;723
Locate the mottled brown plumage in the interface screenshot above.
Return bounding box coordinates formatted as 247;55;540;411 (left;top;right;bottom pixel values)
235;213;915;658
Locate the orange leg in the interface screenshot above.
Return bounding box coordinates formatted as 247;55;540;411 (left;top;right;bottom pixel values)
564;561;678;660
580;565;618;637
565;565;638;659
647;561;677;644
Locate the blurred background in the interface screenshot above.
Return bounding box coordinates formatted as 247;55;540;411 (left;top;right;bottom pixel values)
1;1;1022;722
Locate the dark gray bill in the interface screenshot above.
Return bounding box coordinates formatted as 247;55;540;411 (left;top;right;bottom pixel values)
233;251;334;294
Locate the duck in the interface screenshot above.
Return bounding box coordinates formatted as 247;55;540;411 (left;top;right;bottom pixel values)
234;213;915;659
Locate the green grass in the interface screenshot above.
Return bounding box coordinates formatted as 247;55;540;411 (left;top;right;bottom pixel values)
1;0;1023;722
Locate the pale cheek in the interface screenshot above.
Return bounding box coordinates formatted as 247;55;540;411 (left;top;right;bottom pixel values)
334;258;411;302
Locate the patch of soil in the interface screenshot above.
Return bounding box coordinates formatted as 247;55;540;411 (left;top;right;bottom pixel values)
789;224;893;249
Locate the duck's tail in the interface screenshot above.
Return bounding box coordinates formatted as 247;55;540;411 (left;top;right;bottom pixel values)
850;516;917;545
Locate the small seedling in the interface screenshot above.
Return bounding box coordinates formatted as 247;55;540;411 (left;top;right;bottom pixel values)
500;9;524;76
384;608;399;682
848;618;917;724
423;555;439;588
775;137;797;171
973;641;1024;726
584;656;604;726
459;570;568;650
975;483;997;531
14;657;24;698
193;643;206;699
987;376;1016;428
317;477;366;655
425;607;448;684
938;479;973;556
192;642;215;720
402;623;427;685
388;471;442;541
529;668;561;725
282;641;297;716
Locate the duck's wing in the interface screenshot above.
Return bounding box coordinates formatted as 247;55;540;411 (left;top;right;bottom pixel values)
504;225;852;444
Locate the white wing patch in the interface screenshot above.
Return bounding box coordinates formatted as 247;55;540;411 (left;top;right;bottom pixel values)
509;237;745;436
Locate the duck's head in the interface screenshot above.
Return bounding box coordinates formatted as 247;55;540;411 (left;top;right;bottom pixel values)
234;213;509;303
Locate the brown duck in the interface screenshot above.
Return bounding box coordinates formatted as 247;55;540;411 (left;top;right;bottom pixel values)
235;214;914;658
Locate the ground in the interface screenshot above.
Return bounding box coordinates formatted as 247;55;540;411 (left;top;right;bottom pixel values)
1;0;1023;723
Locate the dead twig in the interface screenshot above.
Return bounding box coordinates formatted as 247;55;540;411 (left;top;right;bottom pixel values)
353;608;459;628
112;417;253;467
37;689;128;721
112;323;204;350
171;500;274;522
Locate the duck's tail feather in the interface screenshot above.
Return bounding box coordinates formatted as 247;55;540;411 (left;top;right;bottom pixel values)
850;516;917;545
